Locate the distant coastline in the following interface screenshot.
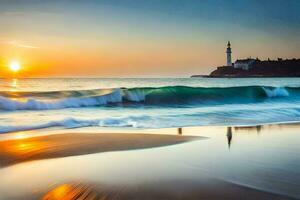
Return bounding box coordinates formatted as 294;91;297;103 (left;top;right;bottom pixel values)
192;58;300;78
192;42;300;78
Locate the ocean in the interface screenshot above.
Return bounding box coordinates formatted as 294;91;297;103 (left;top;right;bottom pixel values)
1;78;300;134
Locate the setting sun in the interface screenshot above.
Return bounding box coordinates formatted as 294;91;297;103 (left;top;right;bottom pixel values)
9;61;21;72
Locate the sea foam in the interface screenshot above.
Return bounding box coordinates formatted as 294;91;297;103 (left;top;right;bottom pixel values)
0;89;122;111
0;116;153;133
263;87;289;98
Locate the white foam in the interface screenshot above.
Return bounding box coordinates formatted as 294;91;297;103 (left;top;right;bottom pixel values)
0;118;97;133
123;89;148;102
0;116;150;134
0;89;122;111
263;87;289;98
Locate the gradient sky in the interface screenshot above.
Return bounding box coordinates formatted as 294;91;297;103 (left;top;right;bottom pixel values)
0;0;299;77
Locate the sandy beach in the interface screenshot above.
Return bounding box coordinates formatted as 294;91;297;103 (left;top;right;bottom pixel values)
0;125;299;199
0;132;200;168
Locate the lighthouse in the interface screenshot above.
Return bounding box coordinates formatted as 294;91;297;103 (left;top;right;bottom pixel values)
226;41;232;66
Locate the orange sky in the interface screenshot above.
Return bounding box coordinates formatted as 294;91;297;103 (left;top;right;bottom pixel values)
0;36;224;77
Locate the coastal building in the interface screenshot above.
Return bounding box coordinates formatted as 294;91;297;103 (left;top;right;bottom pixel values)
234;58;256;70
226;41;232;66
225;42;256;70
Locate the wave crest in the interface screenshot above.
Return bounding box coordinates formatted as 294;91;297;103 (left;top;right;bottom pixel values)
0;86;297;111
0;89;122;111
263;87;289;98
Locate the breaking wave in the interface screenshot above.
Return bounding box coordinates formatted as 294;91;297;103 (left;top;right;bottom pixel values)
0;86;297;111
0;89;122;111
0;116;152;133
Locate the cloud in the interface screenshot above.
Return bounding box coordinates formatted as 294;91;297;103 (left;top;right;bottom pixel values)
2;41;40;49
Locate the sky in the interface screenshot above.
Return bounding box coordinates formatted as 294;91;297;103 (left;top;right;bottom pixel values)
0;0;299;77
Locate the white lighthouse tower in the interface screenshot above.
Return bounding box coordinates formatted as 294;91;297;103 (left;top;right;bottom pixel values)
226;41;232;67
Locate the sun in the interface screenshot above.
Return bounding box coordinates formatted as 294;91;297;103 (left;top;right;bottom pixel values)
9;61;21;72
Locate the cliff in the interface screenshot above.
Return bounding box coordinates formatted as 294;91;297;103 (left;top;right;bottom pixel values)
206;59;300;77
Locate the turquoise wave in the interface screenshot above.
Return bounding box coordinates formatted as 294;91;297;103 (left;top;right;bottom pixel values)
0;86;296;110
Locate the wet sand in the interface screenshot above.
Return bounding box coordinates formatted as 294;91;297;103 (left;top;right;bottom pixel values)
0;125;299;200
39;181;295;200
0;132;200;168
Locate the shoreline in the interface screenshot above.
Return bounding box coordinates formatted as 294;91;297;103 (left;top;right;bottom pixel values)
1;121;299;168
1;119;300;139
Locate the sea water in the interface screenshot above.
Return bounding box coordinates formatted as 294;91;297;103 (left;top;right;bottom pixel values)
1;78;300;133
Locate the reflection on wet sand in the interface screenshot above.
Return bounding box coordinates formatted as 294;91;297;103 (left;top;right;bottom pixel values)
42;183;100;200
40;181;294;200
227;127;232;149
178;127;183;135
226;125;264;148
234;125;262;134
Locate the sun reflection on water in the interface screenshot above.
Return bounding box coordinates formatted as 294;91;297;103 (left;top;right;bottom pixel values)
14;132;27;140
10;78;18;92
